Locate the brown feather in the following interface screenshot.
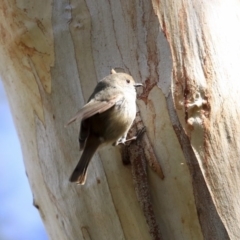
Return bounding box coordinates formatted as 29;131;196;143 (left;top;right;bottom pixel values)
69;134;101;184
65;96;123;127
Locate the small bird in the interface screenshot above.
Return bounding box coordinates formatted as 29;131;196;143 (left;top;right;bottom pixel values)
66;69;142;185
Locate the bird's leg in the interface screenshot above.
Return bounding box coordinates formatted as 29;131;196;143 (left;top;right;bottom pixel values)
117;127;146;145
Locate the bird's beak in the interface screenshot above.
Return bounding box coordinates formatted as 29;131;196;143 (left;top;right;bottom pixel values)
134;83;143;88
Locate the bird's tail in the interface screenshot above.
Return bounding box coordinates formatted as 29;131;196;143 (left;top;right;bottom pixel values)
70;135;101;185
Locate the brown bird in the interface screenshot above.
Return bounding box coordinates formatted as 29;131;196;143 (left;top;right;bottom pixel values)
66;70;142;185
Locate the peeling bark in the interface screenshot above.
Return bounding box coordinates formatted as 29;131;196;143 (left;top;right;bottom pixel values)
0;0;239;239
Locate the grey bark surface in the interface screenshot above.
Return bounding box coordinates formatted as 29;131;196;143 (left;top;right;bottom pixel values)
0;0;239;239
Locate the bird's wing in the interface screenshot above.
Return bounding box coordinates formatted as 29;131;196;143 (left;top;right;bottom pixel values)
65;95;122;126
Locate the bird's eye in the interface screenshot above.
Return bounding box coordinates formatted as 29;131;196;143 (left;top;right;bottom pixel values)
126;79;130;84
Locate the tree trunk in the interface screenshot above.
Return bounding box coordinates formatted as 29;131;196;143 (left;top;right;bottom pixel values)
0;0;239;239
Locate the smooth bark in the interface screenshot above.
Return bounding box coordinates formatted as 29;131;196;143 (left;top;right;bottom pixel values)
1;0;239;239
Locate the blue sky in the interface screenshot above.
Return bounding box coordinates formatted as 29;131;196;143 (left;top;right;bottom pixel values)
0;81;48;240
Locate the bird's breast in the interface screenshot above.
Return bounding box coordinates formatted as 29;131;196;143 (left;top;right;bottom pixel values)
88;91;137;145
